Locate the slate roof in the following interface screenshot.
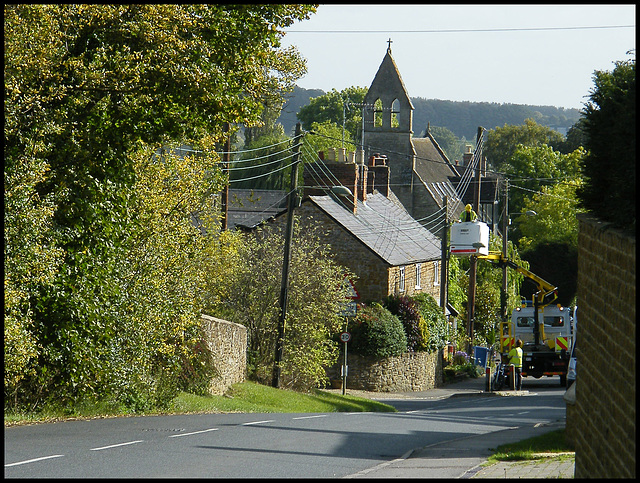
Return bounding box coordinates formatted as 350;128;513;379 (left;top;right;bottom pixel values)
308;192;441;266
227;189;288;230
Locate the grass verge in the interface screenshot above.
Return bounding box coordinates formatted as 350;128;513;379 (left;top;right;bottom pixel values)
487;428;575;462
5;382;396;426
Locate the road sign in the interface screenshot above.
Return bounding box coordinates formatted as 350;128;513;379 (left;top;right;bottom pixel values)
340;301;357;317
340;332;351;343
343;277;360;300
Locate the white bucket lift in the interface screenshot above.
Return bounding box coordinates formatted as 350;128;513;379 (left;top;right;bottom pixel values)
450;221;490;256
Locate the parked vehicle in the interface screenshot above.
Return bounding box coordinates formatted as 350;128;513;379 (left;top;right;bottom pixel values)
566;335;577;388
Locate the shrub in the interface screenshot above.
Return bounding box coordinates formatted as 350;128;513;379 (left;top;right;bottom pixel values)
348;303;407;358
384;295;426;351
412;292;449;352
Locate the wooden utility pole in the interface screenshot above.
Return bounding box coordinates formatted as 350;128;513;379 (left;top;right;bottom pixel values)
221;122;231;230
272;123;302;389
467;127;484;353
501;178;509;323
440;195;448;315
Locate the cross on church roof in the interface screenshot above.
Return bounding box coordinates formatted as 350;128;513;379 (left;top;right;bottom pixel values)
387;38;393;51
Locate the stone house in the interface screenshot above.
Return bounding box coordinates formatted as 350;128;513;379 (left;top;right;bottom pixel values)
291;156;442;304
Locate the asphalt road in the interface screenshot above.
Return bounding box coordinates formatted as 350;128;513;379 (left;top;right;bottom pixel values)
4;379;566;478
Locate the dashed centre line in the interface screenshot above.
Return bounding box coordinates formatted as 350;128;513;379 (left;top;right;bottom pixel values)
5;455;65;467
90;440;144;451
241;420;275;426
169;428;219;438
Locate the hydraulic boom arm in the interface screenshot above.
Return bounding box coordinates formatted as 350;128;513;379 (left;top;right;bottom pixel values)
477;252;558;308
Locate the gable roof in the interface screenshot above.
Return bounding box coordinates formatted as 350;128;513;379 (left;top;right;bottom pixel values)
308;192;441;266
364;48;414;109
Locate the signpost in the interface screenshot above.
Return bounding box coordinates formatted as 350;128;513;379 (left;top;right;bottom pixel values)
339;332;351;395
338;277;359;395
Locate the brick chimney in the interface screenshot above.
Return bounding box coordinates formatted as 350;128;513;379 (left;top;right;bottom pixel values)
462;145;473;167
367;154;390;197
303;153;367;214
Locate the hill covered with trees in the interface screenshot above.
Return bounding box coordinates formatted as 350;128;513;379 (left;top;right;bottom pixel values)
279;86;581;140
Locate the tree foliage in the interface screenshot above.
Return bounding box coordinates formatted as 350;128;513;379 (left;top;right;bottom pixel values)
297;87;368;142
4;4;316;411
577;55;636;232
504;144;584;218
202;223;353;391
517;180;586;251
484;118;565;173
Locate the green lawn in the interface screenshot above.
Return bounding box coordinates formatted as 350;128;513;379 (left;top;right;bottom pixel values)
5;382;396;426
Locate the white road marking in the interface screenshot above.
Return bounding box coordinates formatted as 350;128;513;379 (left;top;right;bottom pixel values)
292;415;327;420
241;420;275;426
5;455;64;467
169;428;219;438
90;440;144;451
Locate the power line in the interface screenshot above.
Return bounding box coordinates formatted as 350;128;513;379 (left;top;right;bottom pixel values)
287;25;634;34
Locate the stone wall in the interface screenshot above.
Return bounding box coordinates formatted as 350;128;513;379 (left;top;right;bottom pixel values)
200;314;247;395
327;350;443;392
568;214;635;479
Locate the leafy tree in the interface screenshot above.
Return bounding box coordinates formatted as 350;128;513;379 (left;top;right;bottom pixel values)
230;129;293;190
202;222;353;391
517;180;586;251
484;118;565;173
302;120;358;165
557;118;588;154
504;144;583;219
297;87;368;142
577;55;636;232
4;156;64;404
4;4;315;410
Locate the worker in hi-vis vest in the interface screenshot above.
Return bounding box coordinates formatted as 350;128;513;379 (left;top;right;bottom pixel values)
508;339;524;391
459;204;477;222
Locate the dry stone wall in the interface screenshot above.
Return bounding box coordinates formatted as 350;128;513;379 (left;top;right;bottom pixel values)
327;350;444;392
200;314;247;395
568;214;635;479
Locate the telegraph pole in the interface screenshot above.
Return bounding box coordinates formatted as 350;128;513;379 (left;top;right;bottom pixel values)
272;123;303;389
501;178;509;323
221;122;231;230
440;195;448;315
467;127;484;354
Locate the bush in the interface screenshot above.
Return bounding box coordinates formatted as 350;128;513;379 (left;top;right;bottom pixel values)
348;303;407;358
383;295;426;351
578;57;635;232
412;292;449;352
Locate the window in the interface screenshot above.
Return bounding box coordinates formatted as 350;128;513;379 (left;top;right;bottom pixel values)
374;98;383;127
391;98;400;127
544;316;564;327
399;266;405;292
415;263;421;289
433;261;439;286
517;317;534;328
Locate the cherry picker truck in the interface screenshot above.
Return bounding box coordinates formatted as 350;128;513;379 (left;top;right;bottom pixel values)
479;252;574;387
450;221;574;387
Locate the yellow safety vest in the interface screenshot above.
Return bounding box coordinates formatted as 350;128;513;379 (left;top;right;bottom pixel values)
508;347;523;368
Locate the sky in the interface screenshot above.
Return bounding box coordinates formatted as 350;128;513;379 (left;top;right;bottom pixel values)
281;4;635;110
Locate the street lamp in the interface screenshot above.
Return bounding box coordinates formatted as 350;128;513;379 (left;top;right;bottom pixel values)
508;210;537;226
